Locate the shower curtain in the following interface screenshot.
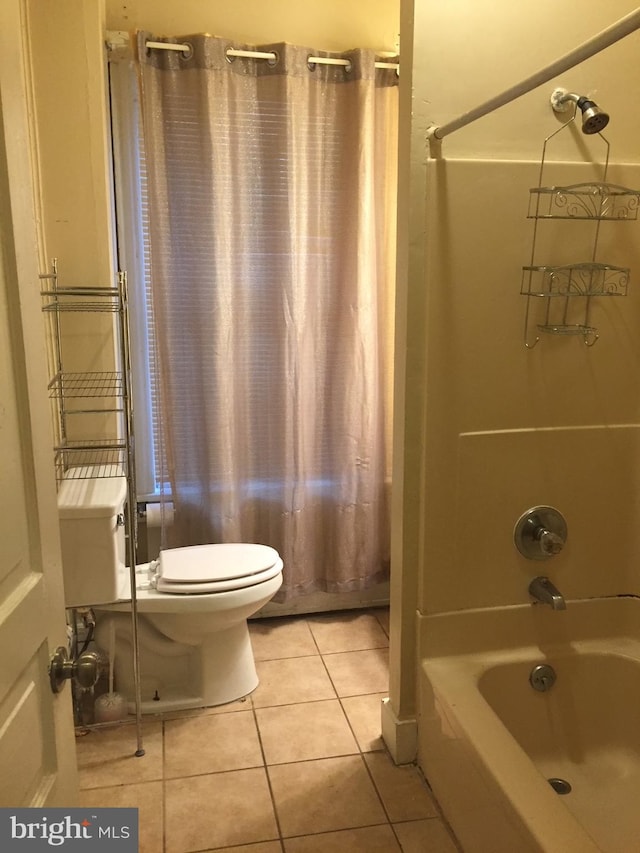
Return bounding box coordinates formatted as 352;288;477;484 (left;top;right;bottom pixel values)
136;32;398;599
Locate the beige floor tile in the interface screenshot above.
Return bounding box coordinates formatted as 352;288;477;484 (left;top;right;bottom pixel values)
365;753;439;822
165;767;278;853
256;699;358;764
250;617;318;660
284;824;400;852
164;710;263;778
78;780;162;853
322;648;389;697
268;755;386;837
341;693;387;752
252;656;336;708
307;611;389;654
393;818;459;853
75;721;163;789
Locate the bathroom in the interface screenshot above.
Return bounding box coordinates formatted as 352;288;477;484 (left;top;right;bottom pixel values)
2;0;640;851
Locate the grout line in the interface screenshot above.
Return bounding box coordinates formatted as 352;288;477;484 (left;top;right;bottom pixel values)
305;616;323;657
251;699;285;844
360;750;395;826
279;820;394;843
336;692;367;756
317;647;340;701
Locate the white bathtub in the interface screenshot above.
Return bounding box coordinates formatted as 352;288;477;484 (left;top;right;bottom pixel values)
418;597;640;852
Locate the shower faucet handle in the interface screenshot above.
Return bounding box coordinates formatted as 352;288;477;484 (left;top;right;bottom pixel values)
514;506;567;561
538;528;564;556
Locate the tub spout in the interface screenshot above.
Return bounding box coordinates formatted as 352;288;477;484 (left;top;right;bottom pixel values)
528;576;566;610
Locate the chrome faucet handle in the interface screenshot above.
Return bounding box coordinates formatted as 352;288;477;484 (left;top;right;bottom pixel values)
538;528;564;556
514;506;567;561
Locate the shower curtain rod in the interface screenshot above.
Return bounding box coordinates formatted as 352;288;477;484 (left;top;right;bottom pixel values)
427;6;640;141
144;40;399;71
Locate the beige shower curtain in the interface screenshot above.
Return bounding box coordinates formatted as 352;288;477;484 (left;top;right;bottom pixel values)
137;33;398;599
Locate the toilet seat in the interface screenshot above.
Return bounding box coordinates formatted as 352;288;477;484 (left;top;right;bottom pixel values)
155;543;283;594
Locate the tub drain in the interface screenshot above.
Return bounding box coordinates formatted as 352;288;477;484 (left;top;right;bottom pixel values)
548;777;572;795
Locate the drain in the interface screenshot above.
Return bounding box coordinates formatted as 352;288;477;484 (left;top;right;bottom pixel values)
530;664;556;692
548;777;572;795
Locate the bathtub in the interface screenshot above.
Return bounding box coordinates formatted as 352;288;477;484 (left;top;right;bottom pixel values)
418;597;640;853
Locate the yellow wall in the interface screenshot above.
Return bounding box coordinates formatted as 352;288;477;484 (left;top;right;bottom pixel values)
407;0;640;622
105;0;399;53
27;0;117;442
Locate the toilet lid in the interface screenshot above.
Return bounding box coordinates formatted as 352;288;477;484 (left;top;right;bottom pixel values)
156;543;282;594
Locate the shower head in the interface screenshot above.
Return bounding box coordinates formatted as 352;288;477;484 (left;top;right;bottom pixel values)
575;97;609;134
550;88;610;134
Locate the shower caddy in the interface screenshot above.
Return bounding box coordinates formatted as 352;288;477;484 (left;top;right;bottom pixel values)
40;259;144;755
521;118;640;348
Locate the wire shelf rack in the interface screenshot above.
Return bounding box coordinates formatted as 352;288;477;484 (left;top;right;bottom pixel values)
521;112;639;347
54;440;128;482
41;287;122;312
48;371;124;398
527;182;640;220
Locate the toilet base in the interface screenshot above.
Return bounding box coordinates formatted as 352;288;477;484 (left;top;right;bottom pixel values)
198;620;259;707
97;614;260;715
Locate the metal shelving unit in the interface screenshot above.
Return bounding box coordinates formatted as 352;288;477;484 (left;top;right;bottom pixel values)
41;259;144;756
521;121;640;348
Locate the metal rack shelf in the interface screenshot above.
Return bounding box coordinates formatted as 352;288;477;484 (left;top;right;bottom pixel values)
53;441;128;483
40;258;144;756
538;323;599;341
41;287;122;312
521;262;630;298
522;116;639;348
48;371;125;399
528;182;640;220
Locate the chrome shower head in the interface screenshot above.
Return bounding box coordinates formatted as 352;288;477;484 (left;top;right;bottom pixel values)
550;88;610;134
575;96;609;134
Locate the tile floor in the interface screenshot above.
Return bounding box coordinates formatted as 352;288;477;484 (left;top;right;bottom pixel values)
76;607;460;853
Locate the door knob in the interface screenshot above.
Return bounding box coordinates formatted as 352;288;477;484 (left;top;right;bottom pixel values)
49;646;100;694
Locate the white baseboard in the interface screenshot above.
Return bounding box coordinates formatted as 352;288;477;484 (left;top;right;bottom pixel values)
381;696;417;765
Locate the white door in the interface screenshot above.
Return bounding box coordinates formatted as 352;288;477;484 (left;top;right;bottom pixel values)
0;0;78;807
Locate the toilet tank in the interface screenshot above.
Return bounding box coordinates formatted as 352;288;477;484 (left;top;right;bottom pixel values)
57;473;128;607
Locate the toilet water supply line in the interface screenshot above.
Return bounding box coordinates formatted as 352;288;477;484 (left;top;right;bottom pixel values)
426;7;640;143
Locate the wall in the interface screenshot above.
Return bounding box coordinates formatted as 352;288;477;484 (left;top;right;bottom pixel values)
408;0;640;622
27;0;117;443
105;0;399;53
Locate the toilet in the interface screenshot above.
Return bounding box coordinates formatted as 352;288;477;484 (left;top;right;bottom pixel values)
57;474;283;713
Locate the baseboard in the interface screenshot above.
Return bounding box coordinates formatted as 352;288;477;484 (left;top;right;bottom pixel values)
381;696;418;765
254;582;390;618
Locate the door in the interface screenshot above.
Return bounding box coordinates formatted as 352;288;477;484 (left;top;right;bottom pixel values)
0;0;78;807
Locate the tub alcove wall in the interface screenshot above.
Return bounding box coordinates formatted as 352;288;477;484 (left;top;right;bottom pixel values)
396;0;640;848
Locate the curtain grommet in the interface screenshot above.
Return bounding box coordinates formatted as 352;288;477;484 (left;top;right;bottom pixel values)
180;43;193;61
267;51;279;67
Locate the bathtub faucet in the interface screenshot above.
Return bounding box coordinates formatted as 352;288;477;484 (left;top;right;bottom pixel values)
528;576;566;611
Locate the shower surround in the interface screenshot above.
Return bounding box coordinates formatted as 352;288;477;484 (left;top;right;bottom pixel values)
402;2;640;844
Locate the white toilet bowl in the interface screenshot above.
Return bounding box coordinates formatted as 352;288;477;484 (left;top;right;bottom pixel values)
94;543;283;713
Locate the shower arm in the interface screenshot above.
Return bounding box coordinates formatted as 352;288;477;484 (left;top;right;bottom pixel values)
426;7;640;143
